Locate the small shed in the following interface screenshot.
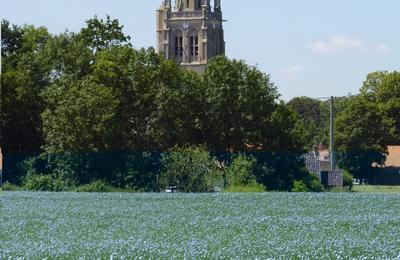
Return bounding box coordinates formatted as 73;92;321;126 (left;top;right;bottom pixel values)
304;149;343;186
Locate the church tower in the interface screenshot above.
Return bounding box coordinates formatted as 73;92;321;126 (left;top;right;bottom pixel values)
156;0;225;73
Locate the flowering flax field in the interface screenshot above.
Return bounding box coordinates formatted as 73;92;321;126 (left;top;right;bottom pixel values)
1;192;400;259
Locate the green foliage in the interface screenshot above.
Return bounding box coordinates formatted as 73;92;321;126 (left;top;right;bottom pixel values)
1;19;23;58
360;71;400;144
268;103;306;151
202;56;279;151
292;180;309;192
224;153;267;192
41;32;93;80
74;180;114;193
78;15;131;51
224;183;266;193
159;146;220;192
282;170;324;193
335;96;390;180
1;182;22;191
1;21;52;184
2;19;309;192
360;71;388;102
343;171;354;191
225;154;257;186
287;97;325;149
288;96;322;124
41;79;119;153
250;152;308;191
302;173;324;192
24;175;65;192
287;96;357;150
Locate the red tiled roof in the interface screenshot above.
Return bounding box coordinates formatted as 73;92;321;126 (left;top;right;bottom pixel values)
386;146;400;167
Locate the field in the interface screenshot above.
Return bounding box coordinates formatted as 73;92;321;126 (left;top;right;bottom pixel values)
352;185;400;193
1;192;400;259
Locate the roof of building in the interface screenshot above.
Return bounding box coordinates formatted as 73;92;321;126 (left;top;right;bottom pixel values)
386;146;400;167
318;149;330;161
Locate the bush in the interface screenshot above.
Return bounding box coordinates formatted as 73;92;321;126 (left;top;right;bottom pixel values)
1;182;22;191
225;154;257;186
292;180;309;192
75;180;115;193
302;173;324;192
159;146;221;192
306;178;324;192
343;171;354;191
224;153;266;192
224;182;266;193
250;152;308;191
24;175;56;191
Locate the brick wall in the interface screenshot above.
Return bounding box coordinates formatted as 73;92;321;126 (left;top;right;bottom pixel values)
328;171;343;186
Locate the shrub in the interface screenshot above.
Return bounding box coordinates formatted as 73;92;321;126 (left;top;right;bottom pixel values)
75;180;114;193
24;175;55;191
225;154;257;186
224;182;266;193
250;152;308;191
292;180;309;192
224;153;266;192
302;173;324;192
306;178;324;192
343;171;354;191
1;182;22;191
159;146;221;192
23;173;68;192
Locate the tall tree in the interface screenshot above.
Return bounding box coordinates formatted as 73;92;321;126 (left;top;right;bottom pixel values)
148;60;205;150
335;97;390;180
287;97;325;149
41;78;119;153
78;15;131;51
202;56;279;151
1;21;52;183
360;71;400;144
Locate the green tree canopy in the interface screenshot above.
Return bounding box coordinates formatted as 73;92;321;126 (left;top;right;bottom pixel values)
79;15;131;51
202;56;279;152
2;18;313;191
335;97;390;180
360;71;400;144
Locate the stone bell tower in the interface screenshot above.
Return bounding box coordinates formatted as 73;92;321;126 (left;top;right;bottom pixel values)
156;0;225;73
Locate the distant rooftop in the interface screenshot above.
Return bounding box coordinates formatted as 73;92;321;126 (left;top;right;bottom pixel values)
386;146;400;167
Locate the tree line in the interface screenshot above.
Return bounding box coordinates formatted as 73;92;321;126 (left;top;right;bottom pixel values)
288;71;400;181
1;16;399;191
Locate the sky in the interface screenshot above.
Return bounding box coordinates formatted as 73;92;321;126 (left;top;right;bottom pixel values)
1;0;399;100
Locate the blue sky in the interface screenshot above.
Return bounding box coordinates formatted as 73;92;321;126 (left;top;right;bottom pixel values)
2;0;399;100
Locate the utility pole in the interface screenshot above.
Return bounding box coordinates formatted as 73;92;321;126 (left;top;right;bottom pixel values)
330;96;335;172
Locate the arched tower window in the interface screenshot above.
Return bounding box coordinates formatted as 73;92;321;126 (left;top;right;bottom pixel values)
189;30;199;62
174;30;183;62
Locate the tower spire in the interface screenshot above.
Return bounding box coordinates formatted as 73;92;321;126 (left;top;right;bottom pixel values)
157;0;225;73
175;0;205;11
203;0;210;7
176;0;183;10
214;0;221;10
